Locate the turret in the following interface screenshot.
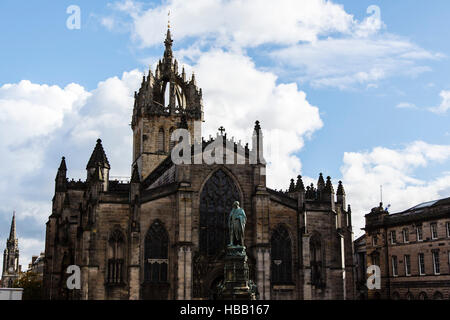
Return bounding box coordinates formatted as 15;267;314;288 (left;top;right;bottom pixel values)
317;173;325;192
323;176;335;210
86;139;110;191
251;120;264;165
336;181;346;208
295;175;306;207
55;157;67;192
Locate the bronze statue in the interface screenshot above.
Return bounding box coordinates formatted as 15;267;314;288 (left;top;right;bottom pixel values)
228;201;246;246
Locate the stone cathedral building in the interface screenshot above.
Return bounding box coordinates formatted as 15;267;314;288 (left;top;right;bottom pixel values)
43;29;355;300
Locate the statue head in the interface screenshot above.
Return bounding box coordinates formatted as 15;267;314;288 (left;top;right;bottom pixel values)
233;201;240;208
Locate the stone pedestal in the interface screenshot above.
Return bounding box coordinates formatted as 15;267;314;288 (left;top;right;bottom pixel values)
217;246;258;300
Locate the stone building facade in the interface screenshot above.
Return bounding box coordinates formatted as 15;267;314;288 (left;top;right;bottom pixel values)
353;234;367;300
43;29;355;300
364;198;450;300
2;213;20;288
27;252;45;281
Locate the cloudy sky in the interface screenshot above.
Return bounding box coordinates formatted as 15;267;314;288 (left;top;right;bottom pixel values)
1;0;450;273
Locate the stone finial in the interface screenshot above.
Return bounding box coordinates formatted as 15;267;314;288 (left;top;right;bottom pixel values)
337;181;345;195
295;175;305;191
254;120;261;131
317;173;325;191
325;176;334;193
289;179;295;192
58;156;67;171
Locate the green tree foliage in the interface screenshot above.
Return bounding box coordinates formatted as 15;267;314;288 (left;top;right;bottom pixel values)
13;272;43;300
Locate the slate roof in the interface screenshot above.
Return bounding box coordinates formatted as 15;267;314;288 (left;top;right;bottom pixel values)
372;196;450;228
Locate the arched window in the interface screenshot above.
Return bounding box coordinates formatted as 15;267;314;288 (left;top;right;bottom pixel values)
107;230;125;284
271;225;292;284
199;169;240;256
157;128;165;152
310;233;324;287
144;220;169;283
418;292;428;300
433;291;443;300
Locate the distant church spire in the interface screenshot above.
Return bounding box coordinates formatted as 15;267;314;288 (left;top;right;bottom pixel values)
9;211;17;241
2;212;19;288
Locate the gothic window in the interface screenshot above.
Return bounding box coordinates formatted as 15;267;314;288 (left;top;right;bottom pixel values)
271;225;292;284
199;169;241;257
406;292;414;300
107;230;125;284
158;128;165;152
392;292;400;300
418;292;428;300
144;220;168;283
433;291;443;300
310;233;324;287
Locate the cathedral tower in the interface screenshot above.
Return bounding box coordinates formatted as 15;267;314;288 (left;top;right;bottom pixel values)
2;212;20;288
131;28;204;179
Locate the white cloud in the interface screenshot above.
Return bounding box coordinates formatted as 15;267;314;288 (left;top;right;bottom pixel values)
117;0;356;48
105;0;442;89
396;102;417;109
429;90;450;114
341;141;450;237
272;36;441;89
101;17;115;30
18;237;45;272
193;50;323;189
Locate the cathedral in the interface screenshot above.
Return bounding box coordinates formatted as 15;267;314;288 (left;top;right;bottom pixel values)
2;213;20;288
43;28;355;300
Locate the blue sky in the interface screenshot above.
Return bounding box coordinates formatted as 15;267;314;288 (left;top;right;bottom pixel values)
1;0;450;271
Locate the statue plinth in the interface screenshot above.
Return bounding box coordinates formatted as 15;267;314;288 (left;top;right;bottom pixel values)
216;246;258;300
